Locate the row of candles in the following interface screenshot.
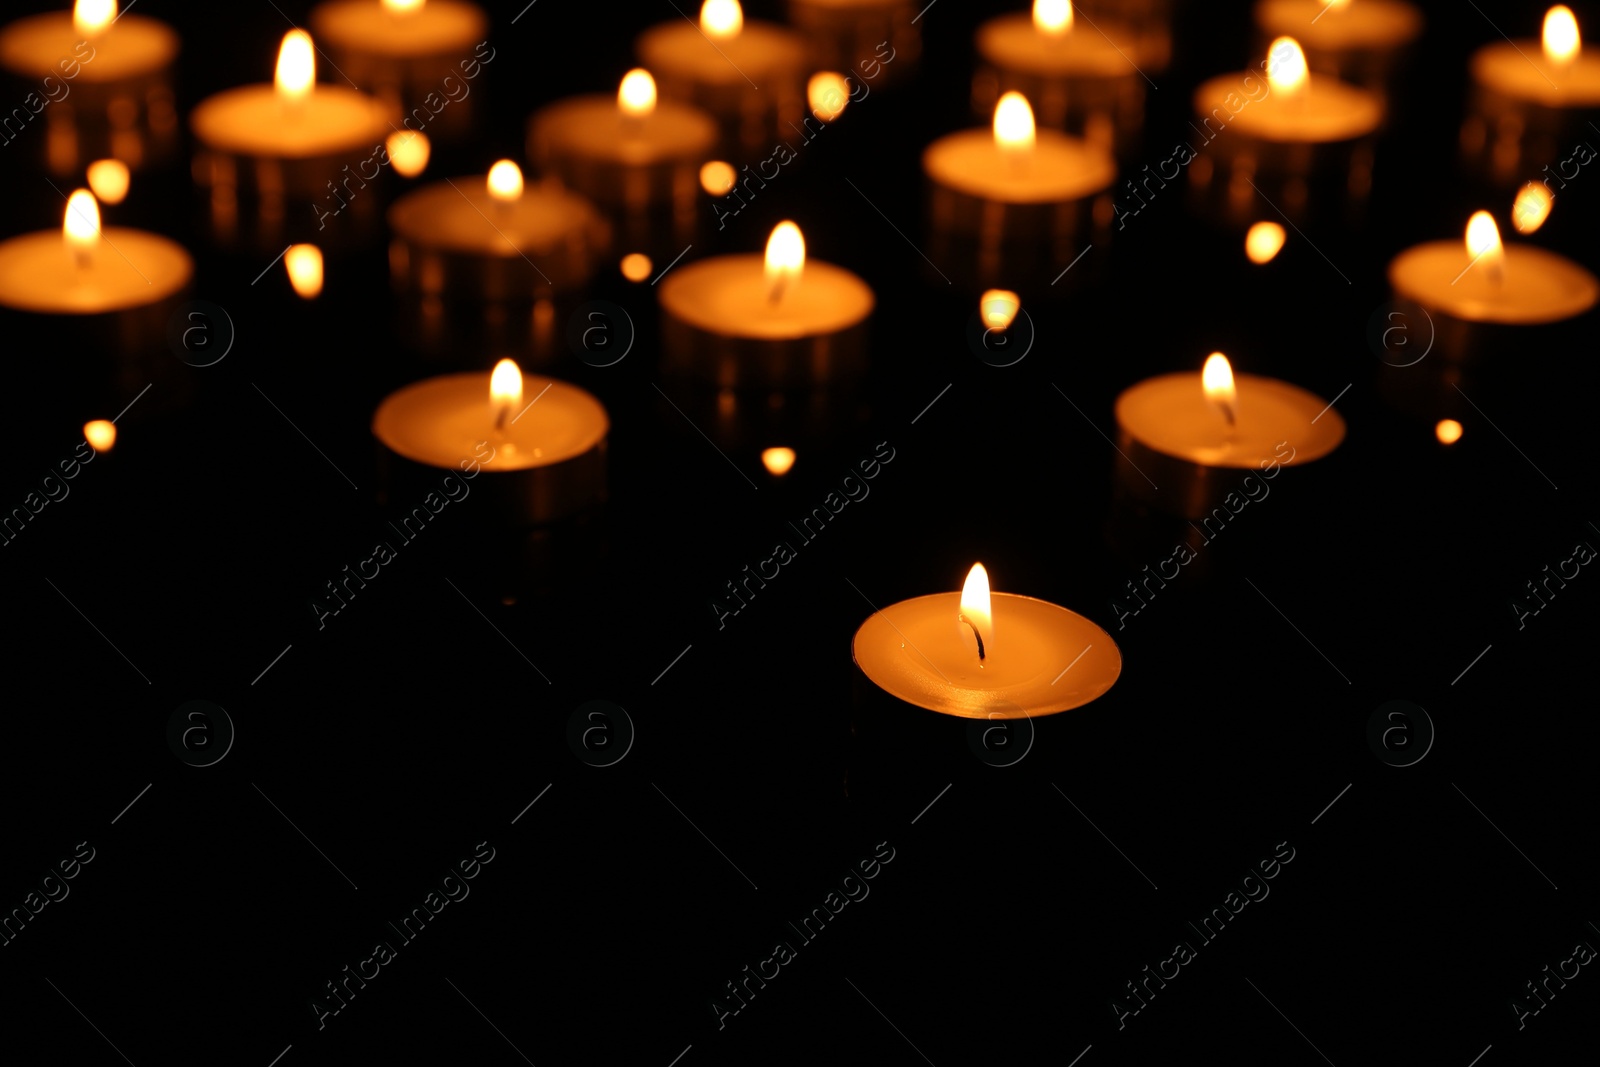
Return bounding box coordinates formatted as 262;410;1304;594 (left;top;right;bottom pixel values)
0;0;1597;724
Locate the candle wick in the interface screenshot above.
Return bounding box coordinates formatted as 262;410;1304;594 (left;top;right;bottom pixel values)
494;404;510;434
958;614;986;661
768;277;789;305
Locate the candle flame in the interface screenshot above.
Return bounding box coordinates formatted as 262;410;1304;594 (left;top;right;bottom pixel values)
808;72;849;122
73;0;116;37
1266;36;1309;98
386;131;430;177
1435;419;1463;445
1033;0;1073;36
487;159;524;201
1465;210;1504;281
761;447;796;476
275;30;316;102
1512;181;1554;233
764;221;805;302
490;358;523;410
1320;0;1351;9
701;0;743;40
993;91;1036;152
1544;6;1580;67
64;188;100;251
700;160;736;195
86;159;130;204
619;68;657;119
285;244;324;299
1245;221;1286;263
959;563;994;660
620;253;652;282
980;289;1021;330
382;0;425;13
1202;352;1237;426
84;419;116;453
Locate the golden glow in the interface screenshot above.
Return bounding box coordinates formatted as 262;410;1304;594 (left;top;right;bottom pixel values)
1435;419;1463;445
1544;6;1580;68
980;289;1021;330
285;244;323;299
959;563;994;659
1245;221;1287;264
86;159;129;204
761;447;797;476
701;0;743;39
1465;210;1504;280
490;358;523;409
1321;0;1352;9
808;72;849;122
700;160;736;195
386;131;430;177
619;68;657;119
487;159;524;202
64;189;100;253
1512;182;1554;233
993;92;1036;153
382;0;425;13
83;420;116;453
1267;36;1309;98
1202;352;1238;425
764;221;805;302
620;253;653;282
74;0;116;37
275;30;316;102
1033;0;1073;36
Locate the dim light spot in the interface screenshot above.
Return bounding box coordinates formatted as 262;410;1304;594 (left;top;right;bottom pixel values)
762;447;796;476
980;289;1021;330
386;131;430;178
285;243;324;299
700;160;736;196
809;72;849;122
84;419;116;452
487;159;524;201
1512;182;1553;233
620;253;652;282
86;159;129;204
1436;419;1463;445
1245;221;1286;263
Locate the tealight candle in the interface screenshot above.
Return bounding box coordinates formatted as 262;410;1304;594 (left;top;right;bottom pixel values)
852;562;1121;719
1114;352;1345;518
972;0;1148;157
528;69;718;260
1462;6;1600;187
388;159;611;363
373;358;607;527
924;91;1116;291
1253;0;1422;101
1188;36;1382;228
786;0;921;86
0;0;180;176
190;30;393;253
635;0;807;157
658;220;874;389
309;0;487;143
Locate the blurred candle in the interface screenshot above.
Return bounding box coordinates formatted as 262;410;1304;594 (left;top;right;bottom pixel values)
285;243;324;298
1253;0;1423;102
787;0;921;87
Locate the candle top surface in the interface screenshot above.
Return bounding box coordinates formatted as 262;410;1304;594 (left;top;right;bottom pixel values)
923;128;1116;203
310;0;486;57
1470;42;1600;107
530;95;718;167
635;20;806;85
1254;0;1423;51
0;227;190;314
1194;71;1381;142
388;178;607;256
191;84;392;158
1389;240;1600;324
373;372;608;471
659;253;873;339
1116;371;1345;467
975;12;1143;78
0;12;177;81
853;592;1121;718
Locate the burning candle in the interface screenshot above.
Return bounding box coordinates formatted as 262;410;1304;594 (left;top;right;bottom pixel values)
972;0;1148;157
1253;0;1422;101
1189;35;1382;228
373;357;608;526
786;0;921;87
0;0;180;176
852;562;1121;718
658;220;874;388
924;90;1115;291
635;0;807;156
387;159;611;363
190;30;393;252
527;68;718;260
1463;6;1600;187
1113;351;1346;518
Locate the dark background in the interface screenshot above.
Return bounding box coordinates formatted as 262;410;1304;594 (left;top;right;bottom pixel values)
0;0;1596;1064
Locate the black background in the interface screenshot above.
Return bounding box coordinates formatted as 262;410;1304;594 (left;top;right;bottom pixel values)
1;0;1597;1064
